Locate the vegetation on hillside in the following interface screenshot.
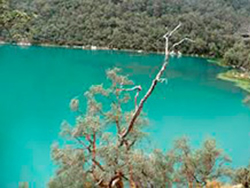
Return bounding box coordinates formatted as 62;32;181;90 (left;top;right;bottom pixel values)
1;0;250;68
0;0;32;41
223;42;250;70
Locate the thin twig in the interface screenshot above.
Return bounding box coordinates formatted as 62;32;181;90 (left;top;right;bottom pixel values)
119;85;142;110
171;38;195;49
163;22;182;39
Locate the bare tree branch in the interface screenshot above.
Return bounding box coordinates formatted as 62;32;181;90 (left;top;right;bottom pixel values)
171;38;195;49
119;23;193;145
75;137;91;152
119;23;180;144
163;23;182;58
93;159;105;171
163;22;182;39
119;85;142;110
119;85;142;92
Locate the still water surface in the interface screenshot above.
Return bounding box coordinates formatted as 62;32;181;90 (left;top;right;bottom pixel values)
0;45;250;187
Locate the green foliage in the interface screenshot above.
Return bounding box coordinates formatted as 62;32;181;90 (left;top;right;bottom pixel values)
49;68;233;187
223;42;250;70
0;0;33;41
233;164;250;188
49;68;149;187
173;138;232;187
2;0;250;70
2;0;249;58
18;182;29;188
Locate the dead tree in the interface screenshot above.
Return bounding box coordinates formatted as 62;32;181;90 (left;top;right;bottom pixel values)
119;22;193;146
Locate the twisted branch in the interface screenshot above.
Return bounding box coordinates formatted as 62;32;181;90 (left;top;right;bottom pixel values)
119;23;184;144
172;38;195;49
119;85;142;110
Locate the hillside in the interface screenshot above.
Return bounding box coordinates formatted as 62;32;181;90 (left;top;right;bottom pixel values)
1;0;250;68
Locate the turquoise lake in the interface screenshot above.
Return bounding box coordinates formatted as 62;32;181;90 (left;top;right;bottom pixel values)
0;45;250;188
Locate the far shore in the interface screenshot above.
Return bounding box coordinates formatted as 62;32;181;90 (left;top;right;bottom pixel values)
0;40;161;55
0;39;216;59
2;39;250;99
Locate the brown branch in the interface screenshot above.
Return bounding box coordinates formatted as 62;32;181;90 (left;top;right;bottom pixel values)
115;89;122;134
75;137;91;152
74;145;105;172
108;172;124;188
92;132;96;169
92;159;105;172
124;141;134;187
93;173;108;188
127;138;137;150
115;118;121;134
119;85;142;110
119;23;193;145
75;135;106;173
120;58;169;141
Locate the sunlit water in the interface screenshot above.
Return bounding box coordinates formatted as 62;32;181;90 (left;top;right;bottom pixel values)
0;45;250;188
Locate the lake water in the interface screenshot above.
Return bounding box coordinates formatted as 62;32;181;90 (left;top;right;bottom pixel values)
0;45;250;188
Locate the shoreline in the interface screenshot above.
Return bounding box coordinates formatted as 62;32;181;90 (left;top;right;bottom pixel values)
206;57;250;101
0;40;162;55
0;40;217;58
1;40;250;99
218;70;250;102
